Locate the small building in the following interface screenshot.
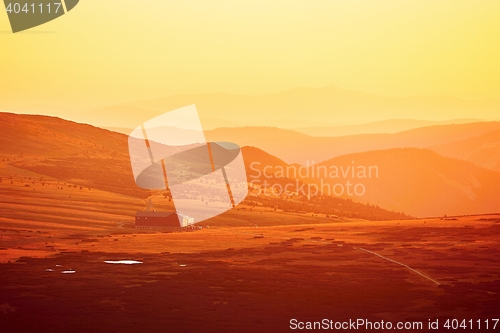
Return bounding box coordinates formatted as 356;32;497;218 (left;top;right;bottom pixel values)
135;211;181;230
178;213;195;227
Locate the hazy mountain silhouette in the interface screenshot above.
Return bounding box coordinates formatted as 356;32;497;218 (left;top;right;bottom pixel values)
0;112;411;220
205;127;309;147
239;145;500;217
430;130;500;172
3;112;499;218
73;85;500;129
241;146;289;171
295;118;483;137
207;122;500;164
307;148;500;217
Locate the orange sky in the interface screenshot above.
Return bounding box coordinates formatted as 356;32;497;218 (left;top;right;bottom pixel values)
1;1;500;117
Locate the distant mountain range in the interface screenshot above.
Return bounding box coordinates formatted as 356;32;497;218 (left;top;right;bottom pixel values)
116;85;500;127
28;85;500;130
294;118;483;137
241;143;500;217
1;112;499;218
205;122;500;164
307;148;500;217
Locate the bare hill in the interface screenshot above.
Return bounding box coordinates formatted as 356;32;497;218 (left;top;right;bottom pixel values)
308;148;500;217
0;112;408;223
429;129;500;172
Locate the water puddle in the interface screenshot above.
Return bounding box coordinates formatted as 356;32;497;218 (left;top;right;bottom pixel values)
104;260;143;265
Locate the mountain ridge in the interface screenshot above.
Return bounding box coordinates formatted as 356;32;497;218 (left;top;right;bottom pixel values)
52;85;500;129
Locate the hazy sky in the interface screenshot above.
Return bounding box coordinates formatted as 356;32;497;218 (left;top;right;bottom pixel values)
1;0;499;109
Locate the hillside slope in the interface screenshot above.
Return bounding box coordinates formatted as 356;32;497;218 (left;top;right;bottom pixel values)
0;112;146;198
429;130;500;172
0;112;408;222
308;148;500;217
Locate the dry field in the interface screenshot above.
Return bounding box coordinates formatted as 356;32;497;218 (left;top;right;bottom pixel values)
1;214;499;333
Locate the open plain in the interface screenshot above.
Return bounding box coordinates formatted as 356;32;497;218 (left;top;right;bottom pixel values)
1;213;499;332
